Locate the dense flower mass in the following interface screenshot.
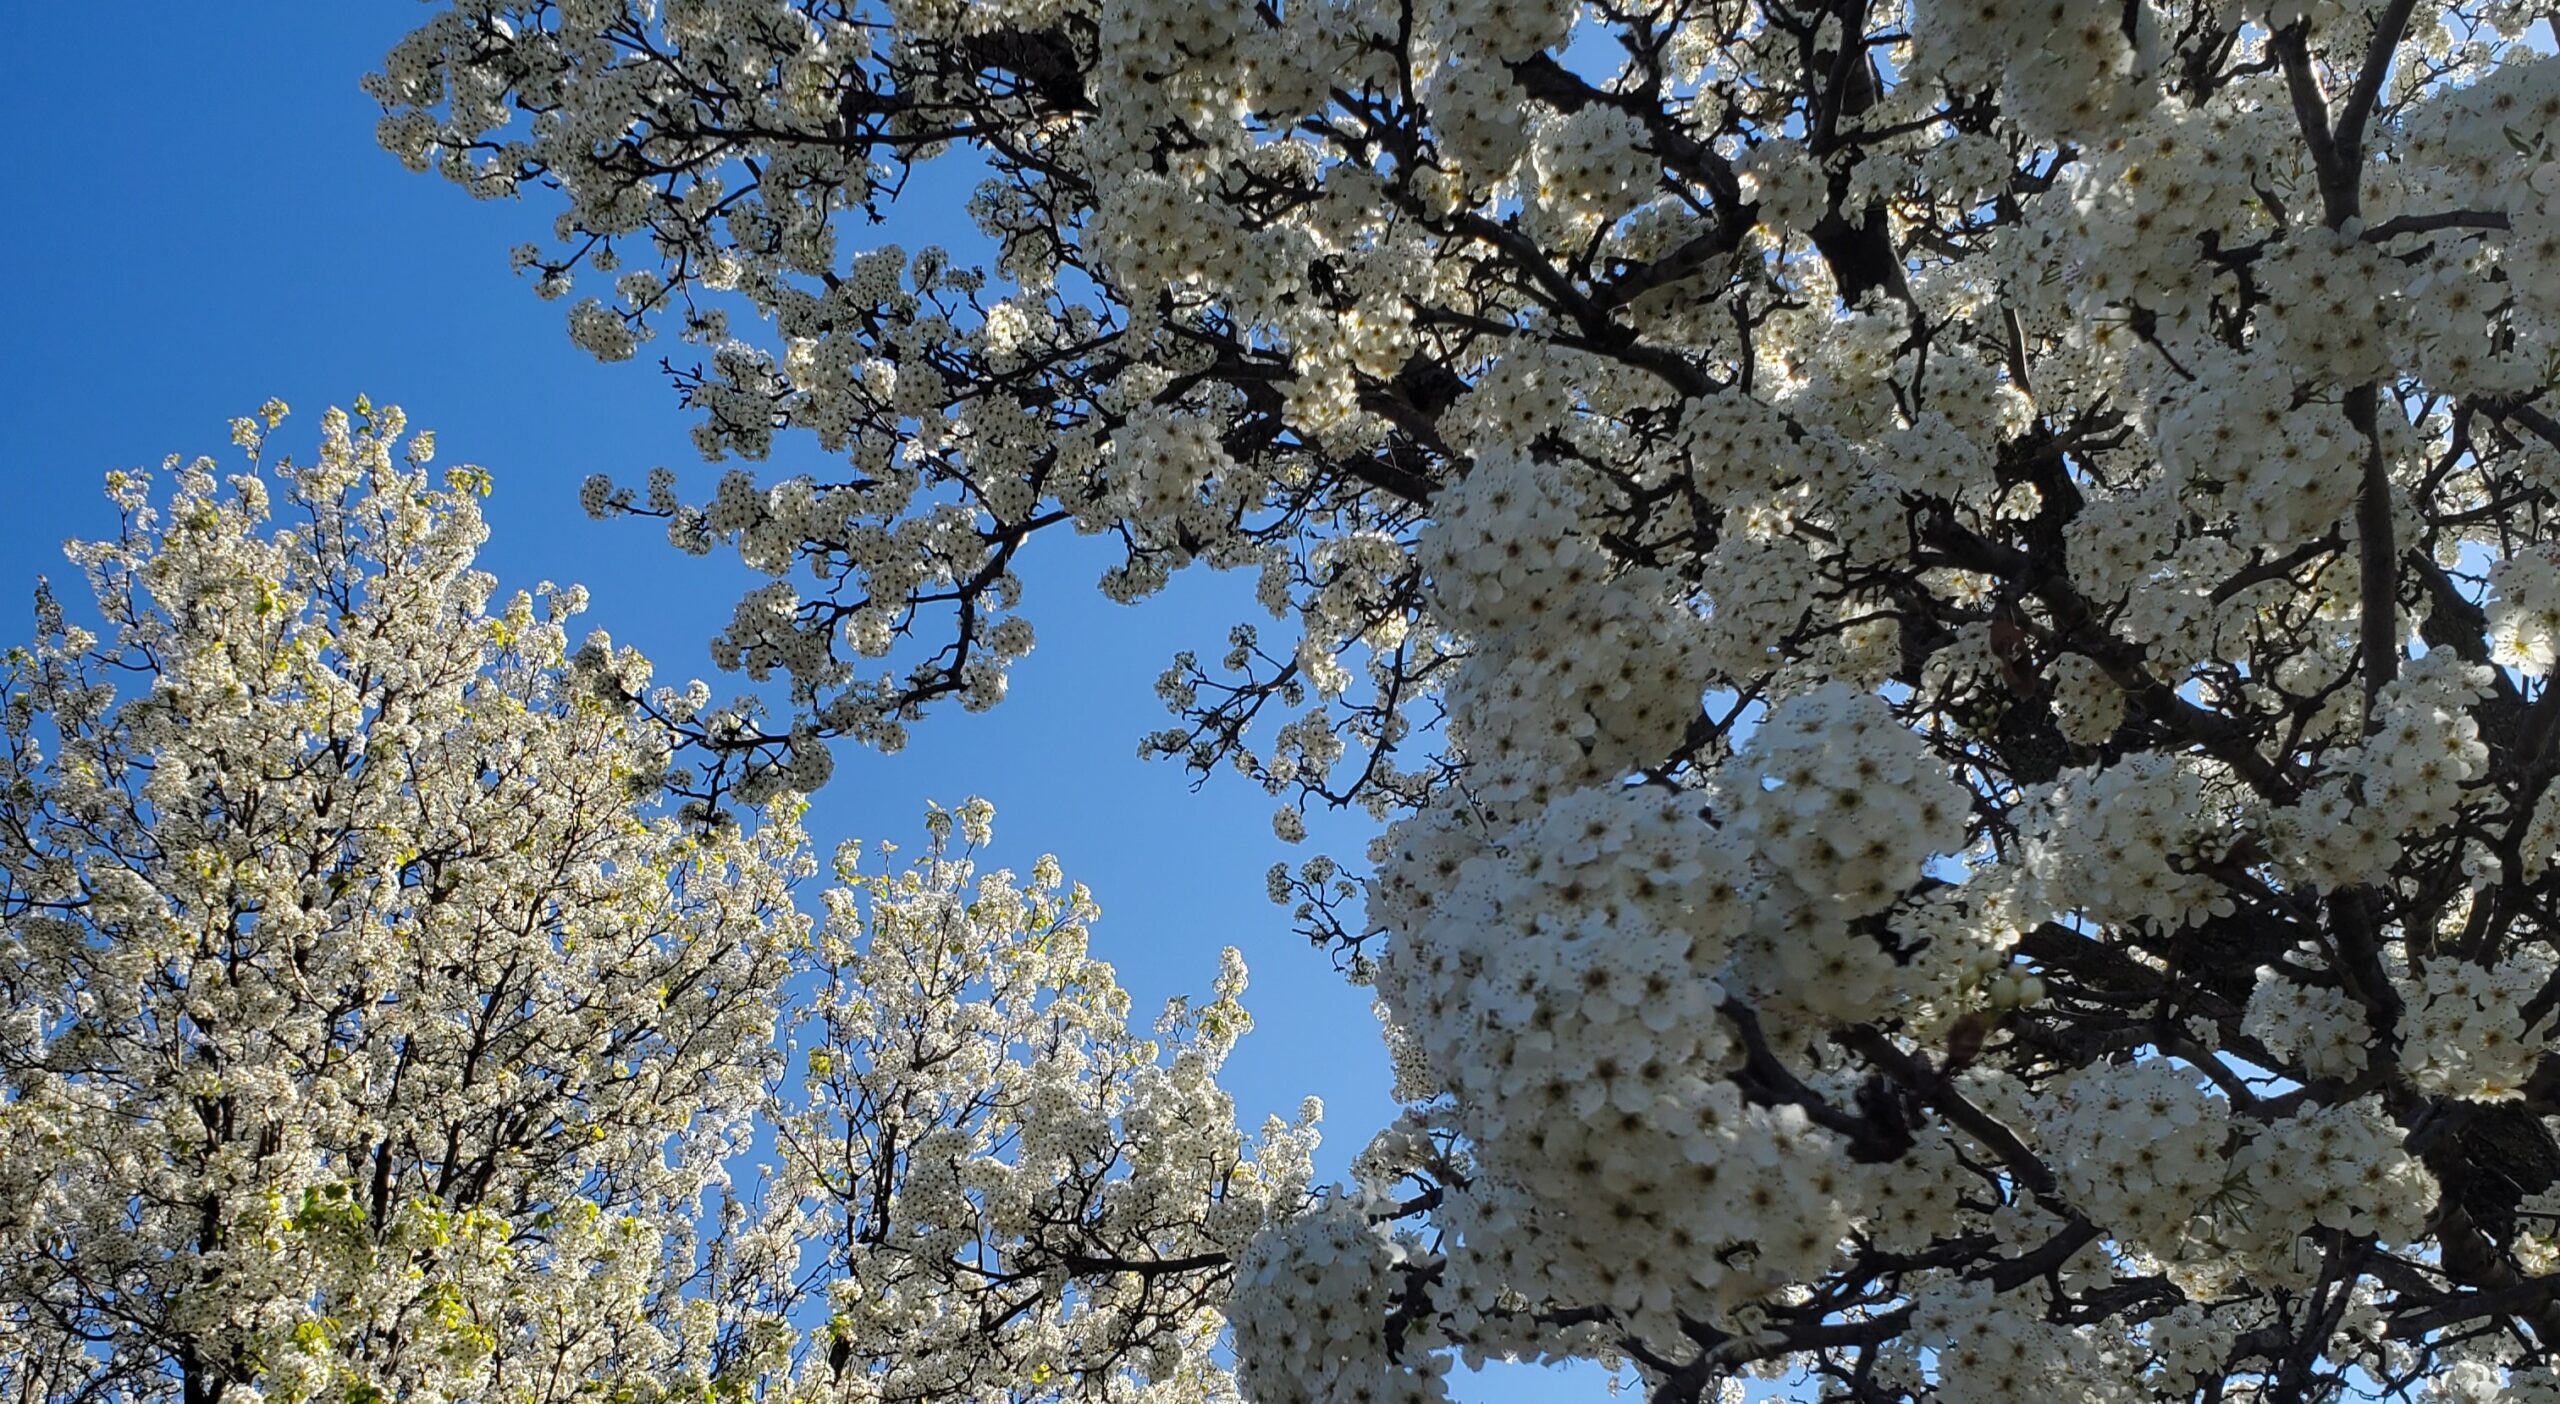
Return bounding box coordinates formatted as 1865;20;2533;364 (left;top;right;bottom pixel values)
0;418;1311;1404
358;0;2560;1398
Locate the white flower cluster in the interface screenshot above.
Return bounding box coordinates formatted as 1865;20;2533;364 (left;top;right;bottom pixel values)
2046;652;2127;747
2491;543;2560;676
1228;1198;1445;1404
1365;684;1985;1344
1902;1278;2129;1404
2036;1061;2232;1260
2232;1097;2438;1247
1421;449;1711;808
2154;361;2364;548
2245;965;2373;1083
1426;62;1533;192
2267;655;2492;887
2255;229;2402;386
2398;945;2553;1102
1526;105;1655;245
2431;1361;2560;1404
1910;0;2159;141
2025;754;2237;934
1729;683;1968;925
2147;1302;2241;1395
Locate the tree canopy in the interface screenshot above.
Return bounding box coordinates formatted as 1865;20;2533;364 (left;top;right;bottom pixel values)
7;0;2543;1399
0;418;1308;1404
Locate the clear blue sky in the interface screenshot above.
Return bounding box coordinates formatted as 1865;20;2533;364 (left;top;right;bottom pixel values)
0;7;1641;1399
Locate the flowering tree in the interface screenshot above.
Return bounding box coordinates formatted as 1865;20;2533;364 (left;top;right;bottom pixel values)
0;414;1311;1404
760;802;1319;1404
368;0;2560;1399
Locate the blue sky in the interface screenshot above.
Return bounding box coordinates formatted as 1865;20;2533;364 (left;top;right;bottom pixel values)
0;7;1640;1400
